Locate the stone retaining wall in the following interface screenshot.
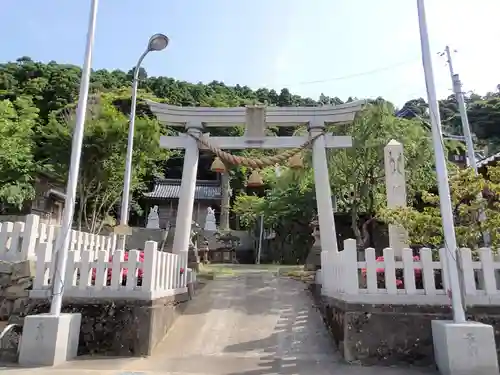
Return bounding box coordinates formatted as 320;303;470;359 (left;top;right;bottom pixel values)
310;283;500;368
0;258;36;362
0;259;195;360
21;294;189;356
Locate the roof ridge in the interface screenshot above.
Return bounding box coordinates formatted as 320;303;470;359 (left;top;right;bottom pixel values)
144;181;222;200
156;178;219;184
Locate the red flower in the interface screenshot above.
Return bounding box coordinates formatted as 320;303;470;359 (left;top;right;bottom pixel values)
180;267;185;275
91;250;144;282
361;255;422;276
360;254;423;290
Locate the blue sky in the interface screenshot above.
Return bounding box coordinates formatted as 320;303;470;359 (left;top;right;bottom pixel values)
2;0;499;107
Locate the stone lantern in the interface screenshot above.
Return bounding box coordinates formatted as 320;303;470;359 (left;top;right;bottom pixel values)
305;217;321;271
188;221;201;271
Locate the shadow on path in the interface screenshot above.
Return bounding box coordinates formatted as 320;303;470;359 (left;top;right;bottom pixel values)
124;271;437;374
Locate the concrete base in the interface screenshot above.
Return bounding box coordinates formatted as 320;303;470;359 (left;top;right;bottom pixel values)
432;320;499;375
19;313;81;367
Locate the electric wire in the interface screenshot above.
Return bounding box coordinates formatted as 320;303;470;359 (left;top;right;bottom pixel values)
275;57;420;87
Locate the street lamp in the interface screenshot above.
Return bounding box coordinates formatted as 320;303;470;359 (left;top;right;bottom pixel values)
118;33;169;249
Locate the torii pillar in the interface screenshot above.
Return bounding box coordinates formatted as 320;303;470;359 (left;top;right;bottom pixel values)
310;119;339;253
173;121;203;254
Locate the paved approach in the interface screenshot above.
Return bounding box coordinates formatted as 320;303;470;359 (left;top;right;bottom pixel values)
3;270;436;375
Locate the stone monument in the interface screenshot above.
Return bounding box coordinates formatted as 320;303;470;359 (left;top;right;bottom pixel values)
146;205;160;229
204;207;217;232
384;140;408;258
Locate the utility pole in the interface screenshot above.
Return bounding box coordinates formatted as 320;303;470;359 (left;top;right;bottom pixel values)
444;46;490;246
417;0;466;323
444;46;477;171
50;0;99;316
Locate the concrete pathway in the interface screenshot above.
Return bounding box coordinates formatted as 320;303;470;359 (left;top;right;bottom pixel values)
2;271;437;375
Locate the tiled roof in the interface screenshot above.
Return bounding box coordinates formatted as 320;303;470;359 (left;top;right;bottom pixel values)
144;179;221;200
477;151;500;168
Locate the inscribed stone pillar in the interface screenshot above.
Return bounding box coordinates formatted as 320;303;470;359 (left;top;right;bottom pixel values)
384;140;408;258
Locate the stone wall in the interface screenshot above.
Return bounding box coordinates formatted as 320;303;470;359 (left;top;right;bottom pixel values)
0;258;36;362
21;294;189;356
310;283;500;368
0;258;195;361
0;259;35;320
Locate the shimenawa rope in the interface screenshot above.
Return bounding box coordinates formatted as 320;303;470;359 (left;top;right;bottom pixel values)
186;132;325;169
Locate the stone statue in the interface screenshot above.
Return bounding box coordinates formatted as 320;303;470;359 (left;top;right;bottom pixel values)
146;205;160;229
204;206;217;231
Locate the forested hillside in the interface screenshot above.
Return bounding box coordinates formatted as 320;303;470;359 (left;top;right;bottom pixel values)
1;56;499;261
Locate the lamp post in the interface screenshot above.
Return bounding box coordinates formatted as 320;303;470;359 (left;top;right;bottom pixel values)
416;0;466;323
118;33;169;250
50;0;99;316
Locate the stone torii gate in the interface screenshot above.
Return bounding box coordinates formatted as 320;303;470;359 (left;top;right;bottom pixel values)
147;101;364;258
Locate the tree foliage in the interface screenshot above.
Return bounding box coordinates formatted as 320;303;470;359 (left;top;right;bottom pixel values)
38;94;170;232
380;166;500;250
233;168;316;263
327;102;436;247
0;96;39;208
0;56;500;249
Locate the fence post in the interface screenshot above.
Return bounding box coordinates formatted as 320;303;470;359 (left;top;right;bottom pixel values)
20;214;40;260
480;247;497;295
142;241;157;294
110;233;117;254
343;239;359;294
181;251;188;287
0;222;13;260
33;242;49;289
320;251;327;292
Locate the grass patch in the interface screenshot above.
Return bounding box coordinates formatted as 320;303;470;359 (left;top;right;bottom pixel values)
279;268;315;283
198;264;236;279
195;263;314;282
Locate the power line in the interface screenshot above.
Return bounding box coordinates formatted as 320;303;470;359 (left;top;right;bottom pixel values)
275;57;420;87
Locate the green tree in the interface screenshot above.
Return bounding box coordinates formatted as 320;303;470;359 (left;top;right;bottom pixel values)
0;97;39;208
233;167;316;263
38;94;170;232
327;103;435;247
380;166;500;250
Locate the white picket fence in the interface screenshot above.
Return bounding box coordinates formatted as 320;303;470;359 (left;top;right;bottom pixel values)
0;214;115;262
30;240;188;300
321;238;500;305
